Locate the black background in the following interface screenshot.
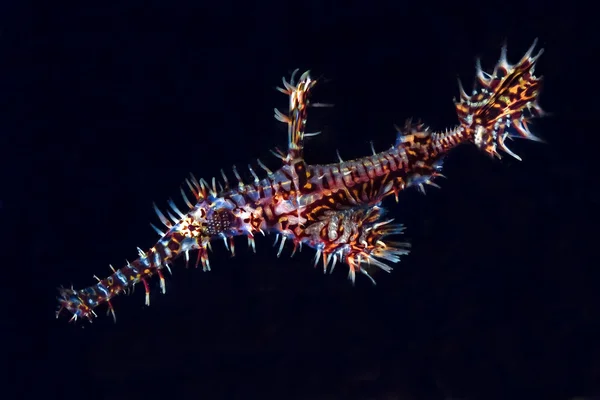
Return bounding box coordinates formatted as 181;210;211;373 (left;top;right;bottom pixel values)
3;1;598;399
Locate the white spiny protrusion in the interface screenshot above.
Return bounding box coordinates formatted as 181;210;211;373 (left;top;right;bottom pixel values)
198;178;208;195
310;102;334;108
426;180;441;189
369;256;395;273
220;233;229;251
203;251;211;271
279;70;294;92
180;187;194;209
159;274;166;294
274;108;290;123
150;223;164;237
211;177;217;196
273;233;280;247
247;235;256;253
144;285;150;306
277;235;286;257
269;147;287;161
336;149;344;162
168;199;185;219
360;268;377;285
166;210;179;224
330;254;338;274
523;38;539;61
322;252;329;274
276;68;299;93
189;173;202;196
291;69;303;85
106;306;116;323
304;131;321;137
276;76;291;93
370;141;377;156
476;58;494;85
498;135;522;161
475;58;485;81
299;70;311;82
220;169;230;189
456;77;469;101
257;159;273;175
232;165;244;189
248;164;260;184
373;218;395;230
229;237;235;256
347;263;356;285
186;174;197;191
185;178;199;200
154;202;172;228
137;248;147;261
201;177;213;196
498;43;509;72
314;248;322;267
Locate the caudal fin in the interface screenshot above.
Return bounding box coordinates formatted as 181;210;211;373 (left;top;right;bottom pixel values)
455;39;545;160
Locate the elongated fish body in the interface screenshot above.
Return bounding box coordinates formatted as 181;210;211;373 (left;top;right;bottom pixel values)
57;41;545;322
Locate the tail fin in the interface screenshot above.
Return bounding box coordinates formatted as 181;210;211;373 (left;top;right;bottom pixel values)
454;39;545;160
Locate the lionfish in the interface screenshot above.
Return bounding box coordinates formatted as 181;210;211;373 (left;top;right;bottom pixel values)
57;40;545;322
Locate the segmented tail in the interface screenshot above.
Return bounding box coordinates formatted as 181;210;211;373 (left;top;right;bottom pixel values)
454;39;545;160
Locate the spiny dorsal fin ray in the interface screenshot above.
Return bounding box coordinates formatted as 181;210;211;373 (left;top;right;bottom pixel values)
274;69;318;163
